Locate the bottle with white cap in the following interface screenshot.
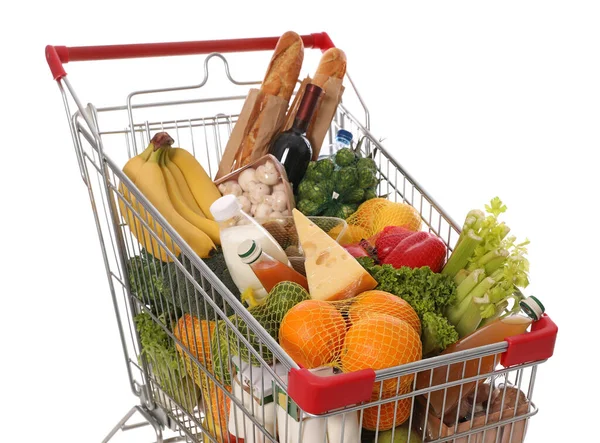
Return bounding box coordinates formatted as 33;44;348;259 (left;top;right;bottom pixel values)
318;128;354;160
210;194;290;302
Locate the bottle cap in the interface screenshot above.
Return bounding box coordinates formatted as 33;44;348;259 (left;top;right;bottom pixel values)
210;194;241;222
237;239;263;264
519;296;545;321
336;129;353;146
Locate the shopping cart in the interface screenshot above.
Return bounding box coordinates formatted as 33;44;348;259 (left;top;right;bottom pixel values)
46;33;557;443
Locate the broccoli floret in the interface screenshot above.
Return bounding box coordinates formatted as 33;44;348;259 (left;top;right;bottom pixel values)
356;157;377;172
333;167;358;194
341;188;365;204
421;312;459;357
296;199;323;216
313;158;335;181
335;148;357;167
324;201;358;219
297;179;314;200
357;166;378;189
364;187;378;201
304;161;317;181
303;182;331;206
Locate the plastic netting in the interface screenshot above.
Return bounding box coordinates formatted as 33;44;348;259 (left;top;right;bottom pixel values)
279;290;423;399
343;198;423;245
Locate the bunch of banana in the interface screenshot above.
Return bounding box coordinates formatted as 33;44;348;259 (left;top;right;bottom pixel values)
118;132;222;261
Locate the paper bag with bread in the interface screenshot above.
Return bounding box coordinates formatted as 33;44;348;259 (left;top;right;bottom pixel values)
215;31;304;180
282;47;347;160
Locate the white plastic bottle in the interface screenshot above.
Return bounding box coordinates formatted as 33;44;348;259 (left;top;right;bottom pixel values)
210;194;290;302
318;129;353;160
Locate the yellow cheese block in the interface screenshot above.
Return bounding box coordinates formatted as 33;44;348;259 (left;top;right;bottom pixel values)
292;209;378;301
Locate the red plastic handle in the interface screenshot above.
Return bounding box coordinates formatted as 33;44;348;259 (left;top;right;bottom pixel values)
501;314;558;367
45;32;335;81
287;367;375;415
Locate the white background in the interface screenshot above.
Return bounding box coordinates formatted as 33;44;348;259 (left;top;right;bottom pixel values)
2;1;599;441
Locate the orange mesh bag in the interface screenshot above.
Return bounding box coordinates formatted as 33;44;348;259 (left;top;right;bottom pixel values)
361;387;413;431
279;291;423;398
343;198;423;244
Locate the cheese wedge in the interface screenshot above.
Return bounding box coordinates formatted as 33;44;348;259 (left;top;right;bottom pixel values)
293;209;378;301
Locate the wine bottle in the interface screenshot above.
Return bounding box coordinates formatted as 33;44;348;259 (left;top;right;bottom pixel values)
269;84;323;191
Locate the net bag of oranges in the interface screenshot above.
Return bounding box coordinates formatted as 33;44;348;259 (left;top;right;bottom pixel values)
278;290;423;431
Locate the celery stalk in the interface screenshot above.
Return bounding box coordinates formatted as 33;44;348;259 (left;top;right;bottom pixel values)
454;269;470;286
455;268;486;303
455;301;484;338
485;256;506;274
442;230;482;278
476;248;509;267
446;276;495;326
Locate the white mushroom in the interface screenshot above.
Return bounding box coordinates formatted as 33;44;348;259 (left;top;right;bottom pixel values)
218;180;242;197
237;195;252;214
270;211;284;218
281;210;290;216
250;204;258;216
264;160;278;172
249;183;271;204
271;190;288;212
263;195;275;207
254;202;273;218
255;163;280;186
272;182;287;193
237;168;257;192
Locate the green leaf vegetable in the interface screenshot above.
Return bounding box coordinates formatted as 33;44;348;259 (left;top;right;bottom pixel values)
295;137;380;220
134;312;200;411
357;257;458;357
442;197;530;338
128;248;241;322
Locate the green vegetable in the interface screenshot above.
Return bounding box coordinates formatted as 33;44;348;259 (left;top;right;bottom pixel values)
357;166;378;188
128;248;241;322
341;188;365;204
357;257;458;357
295;138;379;219
212;281;310;385
443;198;529;338
135;312;201;411
335;147;357;167
375;424;423;442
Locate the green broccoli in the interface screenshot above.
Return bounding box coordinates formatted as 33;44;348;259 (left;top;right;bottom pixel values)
364;187;378;201
357;166;378;189
297;179;314;200
302;182;331;206
335;147;357;167
304;161;317;181
333;166;358;194
341;188;365;204
296;199;324;216
356;157;377;172
312;158;335;181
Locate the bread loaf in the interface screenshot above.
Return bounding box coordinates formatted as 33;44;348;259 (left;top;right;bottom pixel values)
234;32;304;168
313;48;347;85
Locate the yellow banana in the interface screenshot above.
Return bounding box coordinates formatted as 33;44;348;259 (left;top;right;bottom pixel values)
168;147;222;220
118;132;181;262
136;148;216;259
159;150;221;245
163;148;206;217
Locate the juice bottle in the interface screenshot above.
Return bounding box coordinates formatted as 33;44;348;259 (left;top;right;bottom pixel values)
210;195;290;302
237;239;309;293
417;296;545;418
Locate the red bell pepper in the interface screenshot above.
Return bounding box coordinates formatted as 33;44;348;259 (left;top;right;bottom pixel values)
379;228;447;272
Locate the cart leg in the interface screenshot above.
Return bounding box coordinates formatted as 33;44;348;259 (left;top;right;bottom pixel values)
102;405;166;443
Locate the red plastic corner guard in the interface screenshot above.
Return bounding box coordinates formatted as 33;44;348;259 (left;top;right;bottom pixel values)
45;32;335;81
287;367;375;415
501;314;558;367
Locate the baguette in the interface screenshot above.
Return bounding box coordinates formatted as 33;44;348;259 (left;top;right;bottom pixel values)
312;48;347;86
233;32;304;168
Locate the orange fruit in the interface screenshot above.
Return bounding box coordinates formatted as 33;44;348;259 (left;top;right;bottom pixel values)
347;198;394;230
371;202;422;234
203;382;231;443
361;392;413;431
348;291;421;334
279;299;346;369
341;314;422;395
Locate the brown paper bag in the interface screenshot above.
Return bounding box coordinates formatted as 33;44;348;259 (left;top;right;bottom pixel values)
283;75;345;160
307;74;345;160
215;89;288;180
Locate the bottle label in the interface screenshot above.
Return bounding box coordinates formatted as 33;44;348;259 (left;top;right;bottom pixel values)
332;191;339;200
